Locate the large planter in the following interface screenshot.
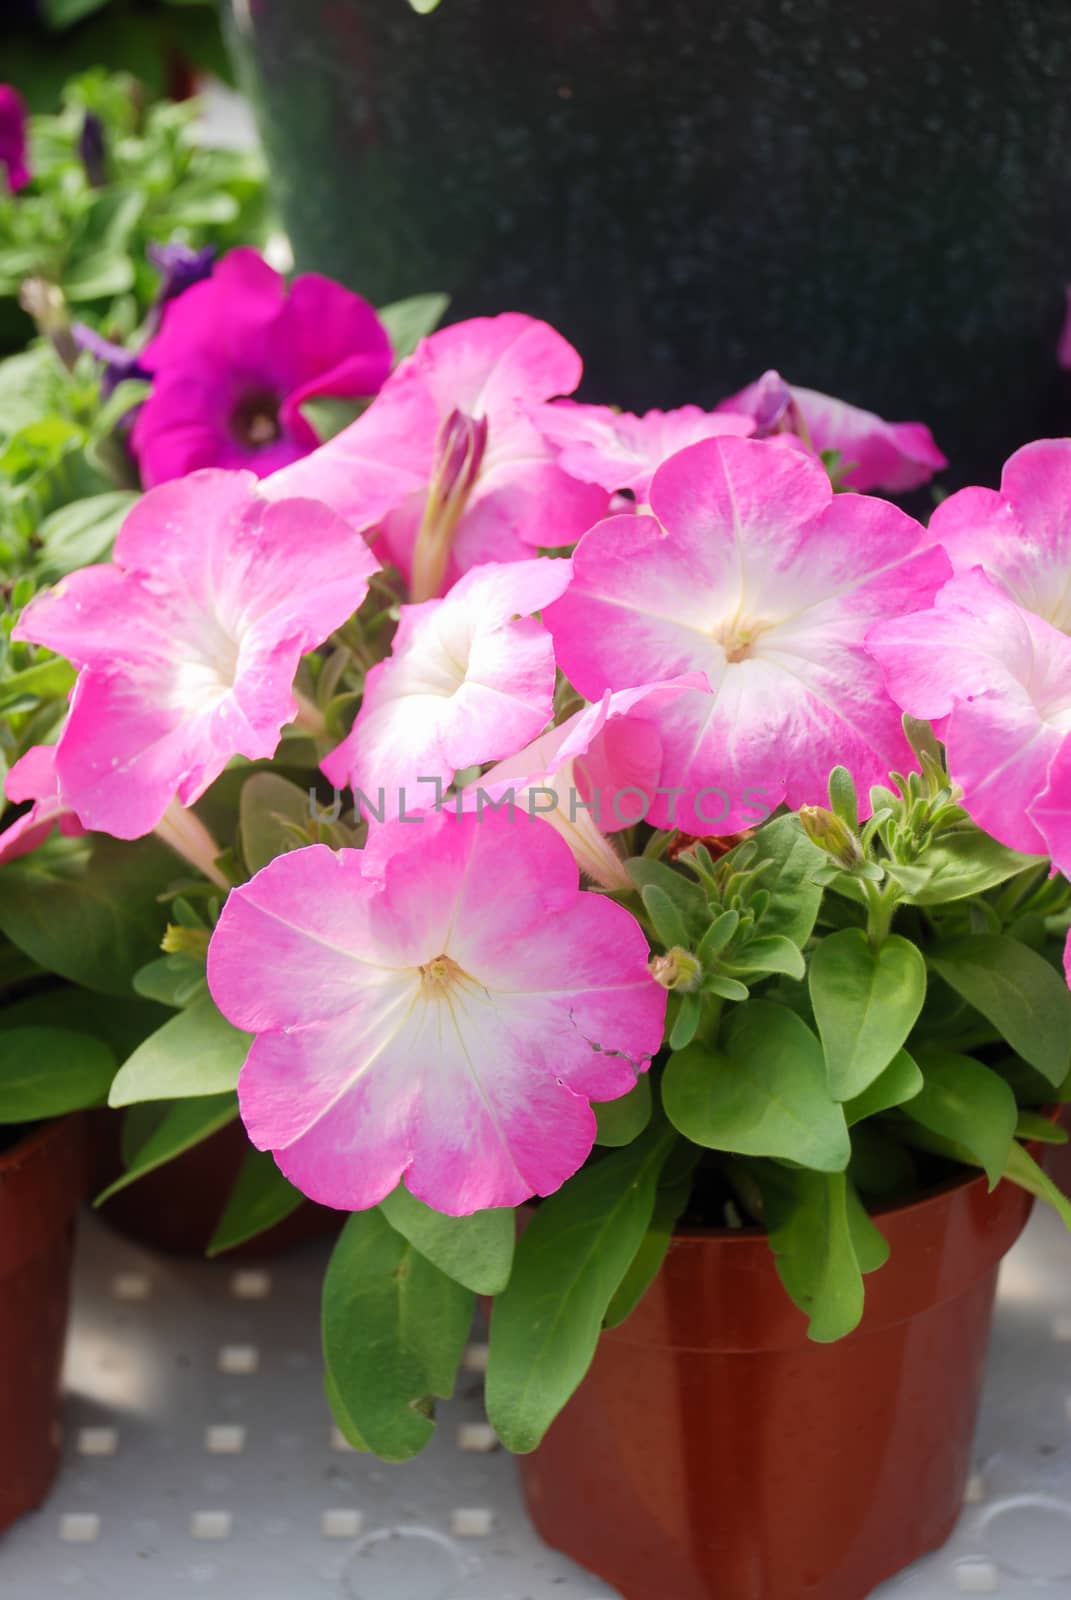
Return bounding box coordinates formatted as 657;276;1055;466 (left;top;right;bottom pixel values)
520;1165;1035;1600
0;1116;87;1533
226;0;1071;484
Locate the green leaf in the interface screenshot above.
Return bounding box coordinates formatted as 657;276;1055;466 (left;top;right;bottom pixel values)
378;292;450;358
728;934;806;981
844;1177;890;1274
1015;1111;1067;1145
929;935;1071;1087
0;986;169;1061
323;1371;371;1452
843;1048;923;1126
132;954;207;1008
0;657;76;714
603;1146;699;1329
0;1026;114;1122
667;989;702;1050
1002;1141;1071;1232
907;831;1043;904
740;814;825;945
108;993;251;1107
0;833;176;995
36;490;138;577
809;929;927;1100
94;1093;238;1204
378;1186;515;1295
485;1123;675;1453
239;772;312;874
761;1167;866;1342
299;396;368;443
639;883;688;948
207;1148;305;1257
901;1049;1017;1189
663;1000;850;1171
322;1209;473;1461
593;1074;652;1147
625;857;706;936
40;0;111;25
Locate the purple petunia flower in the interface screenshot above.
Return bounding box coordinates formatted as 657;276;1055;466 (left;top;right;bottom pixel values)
0;85;30;194
144;241;216;331
130;247;393;486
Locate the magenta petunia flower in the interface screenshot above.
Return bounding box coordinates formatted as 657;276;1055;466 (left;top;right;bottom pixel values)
14;471;379;839
0;745;83;866
719;369;947;493
267;314;609;600
536;401;754;501
207;811;666;1214
544;435;950;835
869;439;1071;861
321;558;571;816
129;248;393;487
0;86;30;194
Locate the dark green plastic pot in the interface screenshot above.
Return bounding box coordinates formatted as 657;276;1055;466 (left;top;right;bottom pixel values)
226;0;1071;483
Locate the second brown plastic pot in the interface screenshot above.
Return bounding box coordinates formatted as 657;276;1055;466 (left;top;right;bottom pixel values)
520;1166;1036;1600
0;1116;88;1534
90;1112;340;1259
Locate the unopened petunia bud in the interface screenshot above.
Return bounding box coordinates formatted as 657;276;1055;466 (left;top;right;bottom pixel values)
648;946;703;992
410;408;489;602
161;923;210;958
799;804;864;868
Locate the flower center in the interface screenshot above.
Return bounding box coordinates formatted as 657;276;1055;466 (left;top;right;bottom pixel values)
419;953;468;996
714;613;772;662
231;387;282;449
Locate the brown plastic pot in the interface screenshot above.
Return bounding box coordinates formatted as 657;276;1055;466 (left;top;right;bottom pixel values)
90;1112;340;1260
520;1166;1036;1600
0;1116;88;1534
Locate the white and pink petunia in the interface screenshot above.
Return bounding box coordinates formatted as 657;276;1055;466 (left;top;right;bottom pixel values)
13;470;378;839
869;439;1071;862
462;680;703;889
535;400;754;502
207;811;666;1214
719;369;948;493
544;435;950;835
868;569;1071;857
266;313;608;600
321;558;571;818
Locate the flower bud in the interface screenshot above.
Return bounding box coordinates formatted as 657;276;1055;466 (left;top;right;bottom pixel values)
160;923;210;958
648;946;703;992
799;804;864;868
410;407;489;601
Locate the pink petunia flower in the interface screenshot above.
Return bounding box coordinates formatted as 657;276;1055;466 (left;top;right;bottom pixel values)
544;435;950;835
0;745;83;866
321;558;571;817
462;680;703;889
535;401;754;502
718;369;947;493
868;569;1071;857
267;314;609;600
130;248;393;487
14;471;379;840
869;440;1071;861
0;86;30;194
207;811;666;1214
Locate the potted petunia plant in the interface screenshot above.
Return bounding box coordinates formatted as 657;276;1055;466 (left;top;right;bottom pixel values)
3;300;1071;1596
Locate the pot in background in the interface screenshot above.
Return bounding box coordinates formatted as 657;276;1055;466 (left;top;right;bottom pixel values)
520;1165;1035;1600
90;1112;339;1259
0;1116;88;1534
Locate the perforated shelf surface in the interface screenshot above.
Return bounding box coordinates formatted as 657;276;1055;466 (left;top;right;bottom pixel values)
2;1206;1070;1599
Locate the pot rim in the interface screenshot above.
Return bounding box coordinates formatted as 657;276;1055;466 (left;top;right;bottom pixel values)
0;1115;76;1177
